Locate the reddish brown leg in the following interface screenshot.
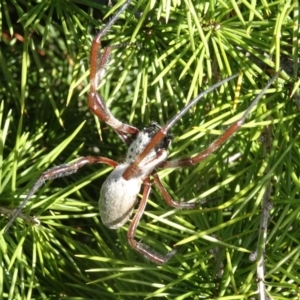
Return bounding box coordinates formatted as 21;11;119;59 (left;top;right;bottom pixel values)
123;70;281;179
152;171;200;208
162;71;280;168
4;156;118;233
162;116;248;168
88;0;138;144
127;177;177;264
122;74;240;180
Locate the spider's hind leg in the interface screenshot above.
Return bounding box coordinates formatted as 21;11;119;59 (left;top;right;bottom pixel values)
127;177;178;264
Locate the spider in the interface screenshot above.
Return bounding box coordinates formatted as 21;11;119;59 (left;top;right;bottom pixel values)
4;0;281;264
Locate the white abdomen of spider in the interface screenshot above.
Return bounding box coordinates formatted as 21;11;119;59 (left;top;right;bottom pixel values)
99;123;170;229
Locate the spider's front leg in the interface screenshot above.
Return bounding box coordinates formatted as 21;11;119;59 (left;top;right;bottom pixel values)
161;70;282;169
88;2;138;145
127;178;177;264
4;156;118;233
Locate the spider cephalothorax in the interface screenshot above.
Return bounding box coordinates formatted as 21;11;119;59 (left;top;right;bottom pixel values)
125;122;172;164
5;0;281;264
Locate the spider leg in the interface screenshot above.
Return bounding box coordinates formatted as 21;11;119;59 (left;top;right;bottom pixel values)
127;177;177;264
88;0;138;145
122;74;239;180
4;156;117;233
152;171;199;208
122;70;281;179
162;70;281;168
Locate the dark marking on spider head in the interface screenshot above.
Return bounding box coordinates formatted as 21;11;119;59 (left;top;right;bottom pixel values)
143;121;172;151
125;122;172;164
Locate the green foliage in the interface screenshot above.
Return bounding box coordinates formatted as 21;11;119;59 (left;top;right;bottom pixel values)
0;0;299;299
